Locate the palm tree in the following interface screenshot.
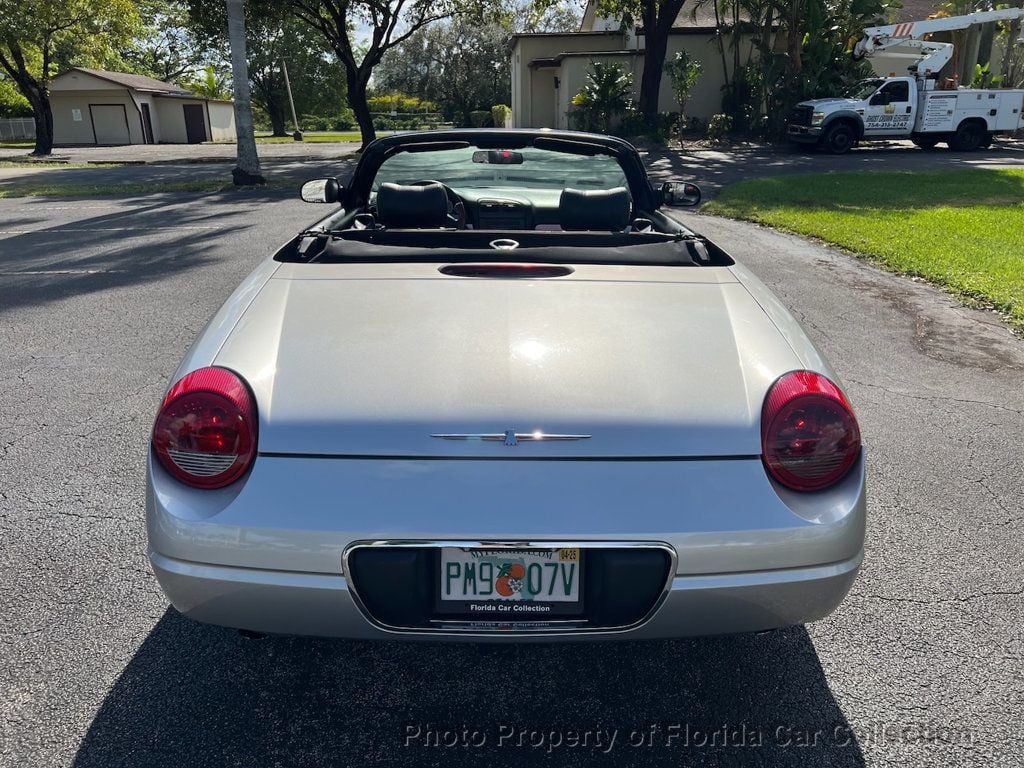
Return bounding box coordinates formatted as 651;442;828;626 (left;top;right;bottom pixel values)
227;0;264;185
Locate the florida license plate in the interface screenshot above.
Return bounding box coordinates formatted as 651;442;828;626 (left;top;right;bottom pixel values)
437;547;583;618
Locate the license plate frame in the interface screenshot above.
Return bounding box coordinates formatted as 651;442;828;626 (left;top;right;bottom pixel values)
434;547;585;619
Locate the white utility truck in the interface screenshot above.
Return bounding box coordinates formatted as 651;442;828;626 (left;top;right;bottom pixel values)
787;9;1024;153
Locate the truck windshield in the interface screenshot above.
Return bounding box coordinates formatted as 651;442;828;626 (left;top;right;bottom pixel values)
845;79;884;99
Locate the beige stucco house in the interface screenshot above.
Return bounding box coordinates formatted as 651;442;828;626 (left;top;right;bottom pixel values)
510;1;953;130
510;4;758;129
50;68;236;146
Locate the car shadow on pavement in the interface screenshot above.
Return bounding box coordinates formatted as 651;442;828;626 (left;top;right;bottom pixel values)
73;609;864;767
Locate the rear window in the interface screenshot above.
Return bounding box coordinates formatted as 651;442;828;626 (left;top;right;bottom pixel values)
371;147;629;194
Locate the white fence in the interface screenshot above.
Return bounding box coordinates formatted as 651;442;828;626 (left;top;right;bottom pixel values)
0;118;35;141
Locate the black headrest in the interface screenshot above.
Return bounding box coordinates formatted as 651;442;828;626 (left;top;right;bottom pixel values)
558;187;631;231
376;182;451;228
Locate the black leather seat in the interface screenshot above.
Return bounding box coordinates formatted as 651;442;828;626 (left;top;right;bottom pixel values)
558;187;631;231
376;182;452;228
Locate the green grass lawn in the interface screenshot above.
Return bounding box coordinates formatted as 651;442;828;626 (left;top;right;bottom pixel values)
0;140;34;148
704;169;1024;329
0;160;104;169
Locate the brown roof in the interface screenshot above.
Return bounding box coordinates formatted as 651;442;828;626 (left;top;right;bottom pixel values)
58;68;193;95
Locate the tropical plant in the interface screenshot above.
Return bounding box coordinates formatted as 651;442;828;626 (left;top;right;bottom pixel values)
185;65;231;99
972;63;1002;89
665;49;702;143
571;61;634;133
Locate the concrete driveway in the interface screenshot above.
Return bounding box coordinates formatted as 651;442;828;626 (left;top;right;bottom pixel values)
0;190;1020;767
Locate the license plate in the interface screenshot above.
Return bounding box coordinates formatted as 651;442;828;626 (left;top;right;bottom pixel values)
437;547;583;618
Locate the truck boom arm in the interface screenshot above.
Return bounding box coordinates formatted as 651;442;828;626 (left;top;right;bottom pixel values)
853;8;1024;75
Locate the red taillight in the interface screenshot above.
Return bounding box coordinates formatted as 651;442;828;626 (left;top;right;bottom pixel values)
151;367;257;489
761;370;861;492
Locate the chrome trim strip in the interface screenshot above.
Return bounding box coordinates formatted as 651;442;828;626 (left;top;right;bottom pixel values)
258;453;760;462
431;431;591;445
342;539;678;638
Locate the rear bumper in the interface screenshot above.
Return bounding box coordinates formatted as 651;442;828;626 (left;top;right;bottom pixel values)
147;452;866;640
150;548;862;641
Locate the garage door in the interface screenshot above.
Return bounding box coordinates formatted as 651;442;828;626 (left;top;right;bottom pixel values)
90;104;130;145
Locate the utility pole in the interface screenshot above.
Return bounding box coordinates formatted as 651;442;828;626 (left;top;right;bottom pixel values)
281;59;303;141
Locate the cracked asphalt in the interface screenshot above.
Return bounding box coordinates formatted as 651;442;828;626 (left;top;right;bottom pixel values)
0;178;1021;767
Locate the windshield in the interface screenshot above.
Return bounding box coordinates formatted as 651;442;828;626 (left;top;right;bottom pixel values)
371;146;629;196
844;79;884;100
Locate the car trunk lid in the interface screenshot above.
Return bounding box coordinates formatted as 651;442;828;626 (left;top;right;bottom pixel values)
214;263;801;458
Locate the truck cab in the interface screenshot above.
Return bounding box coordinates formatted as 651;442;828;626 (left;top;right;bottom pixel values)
787;77;918;153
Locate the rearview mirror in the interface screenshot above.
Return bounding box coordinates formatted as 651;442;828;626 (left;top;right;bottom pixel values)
661;181;702;207
300;177;342;203
472;150;524;165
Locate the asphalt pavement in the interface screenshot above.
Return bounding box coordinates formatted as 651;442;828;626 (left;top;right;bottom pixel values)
0;186;1021;767
3;139;1024;198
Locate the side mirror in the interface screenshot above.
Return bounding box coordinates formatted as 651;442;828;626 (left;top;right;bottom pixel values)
661;181;702;207
300;177;342;204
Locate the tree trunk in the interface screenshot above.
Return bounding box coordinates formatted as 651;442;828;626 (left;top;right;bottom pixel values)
786;0;804;75
346;68;375;148
0;42;54;156
226;0;265;185
638;0;687;124
28;89;54;156
268;102;288;137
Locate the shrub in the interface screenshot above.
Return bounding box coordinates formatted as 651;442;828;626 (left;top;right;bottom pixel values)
708;113;733;143
469;110;492;127
367;93;439;114
612;110;676;145
333;108;356;130
301;115;332;132
491;104;512;128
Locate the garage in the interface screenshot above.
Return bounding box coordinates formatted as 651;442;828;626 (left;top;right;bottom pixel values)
89;104;131;145
49;67;236;146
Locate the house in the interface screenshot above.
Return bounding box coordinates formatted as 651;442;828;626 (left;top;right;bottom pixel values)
49;68;236;146
509;0;971;130
509;4;760;129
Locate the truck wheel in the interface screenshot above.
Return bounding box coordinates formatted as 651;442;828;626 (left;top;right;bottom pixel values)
912;137;940;150
949;121;984;151
822;123;855;155
979;132;993;149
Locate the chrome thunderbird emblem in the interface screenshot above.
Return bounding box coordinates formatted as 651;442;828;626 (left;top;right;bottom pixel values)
431;430;591;446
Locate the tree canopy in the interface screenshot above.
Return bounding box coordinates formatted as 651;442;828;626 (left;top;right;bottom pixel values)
288;0;482;145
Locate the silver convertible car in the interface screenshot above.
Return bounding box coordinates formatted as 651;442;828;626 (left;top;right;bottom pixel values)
147;129;865;640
